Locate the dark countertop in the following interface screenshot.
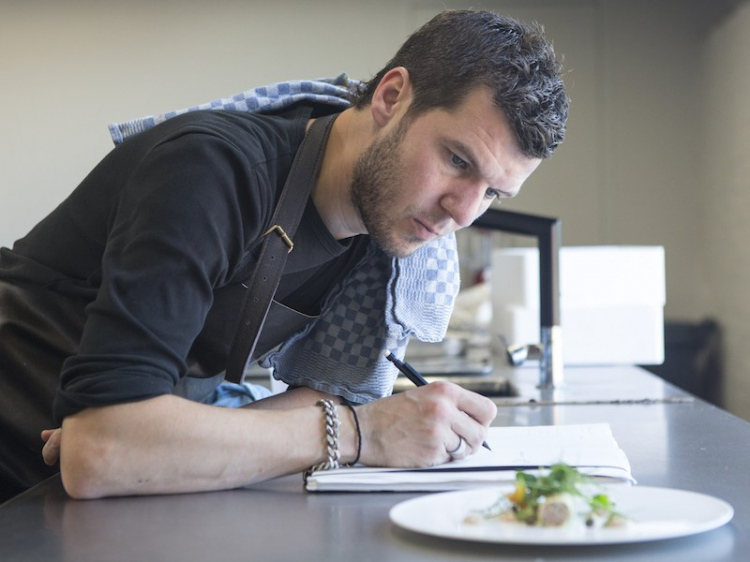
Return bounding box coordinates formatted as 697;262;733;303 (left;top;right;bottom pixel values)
1;366;747;562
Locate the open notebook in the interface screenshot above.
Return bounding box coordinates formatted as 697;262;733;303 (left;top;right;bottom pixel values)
305;423;634;492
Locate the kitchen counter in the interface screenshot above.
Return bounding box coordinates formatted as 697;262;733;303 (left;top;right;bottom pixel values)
1;366;748;562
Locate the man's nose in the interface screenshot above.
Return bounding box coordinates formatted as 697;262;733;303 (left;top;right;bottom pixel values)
439;181;485;229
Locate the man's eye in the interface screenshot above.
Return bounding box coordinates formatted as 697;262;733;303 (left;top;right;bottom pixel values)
485;188;500;200
450;153;467;169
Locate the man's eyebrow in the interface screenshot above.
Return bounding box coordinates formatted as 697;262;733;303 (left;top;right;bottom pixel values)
452;140;514;197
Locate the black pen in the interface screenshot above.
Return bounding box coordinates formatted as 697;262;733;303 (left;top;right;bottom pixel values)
384;351;491;451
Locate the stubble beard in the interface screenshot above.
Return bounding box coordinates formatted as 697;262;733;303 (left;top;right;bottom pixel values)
350;120;420;259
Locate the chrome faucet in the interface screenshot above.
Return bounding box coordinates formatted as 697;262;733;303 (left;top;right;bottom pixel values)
472;209;563;389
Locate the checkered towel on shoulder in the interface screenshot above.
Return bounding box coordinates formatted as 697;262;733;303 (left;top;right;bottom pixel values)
109;74;460;404
110;74;356;145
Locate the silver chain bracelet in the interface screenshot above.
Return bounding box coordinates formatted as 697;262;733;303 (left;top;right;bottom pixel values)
309;399;341;473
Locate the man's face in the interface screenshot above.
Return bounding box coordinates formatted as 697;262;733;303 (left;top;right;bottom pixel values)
351;87;541;258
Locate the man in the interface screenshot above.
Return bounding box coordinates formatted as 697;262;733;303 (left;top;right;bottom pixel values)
0;10;568;501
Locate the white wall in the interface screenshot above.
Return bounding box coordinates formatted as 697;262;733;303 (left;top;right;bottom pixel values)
2;0;748;416
0;0;422;246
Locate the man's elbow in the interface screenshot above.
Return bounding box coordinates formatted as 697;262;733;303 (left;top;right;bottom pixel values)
59;417;115;500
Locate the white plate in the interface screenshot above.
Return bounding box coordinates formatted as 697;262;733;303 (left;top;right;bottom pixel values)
389;485;733;545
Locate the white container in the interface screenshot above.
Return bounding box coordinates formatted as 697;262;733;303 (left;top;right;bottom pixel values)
491;246;665;366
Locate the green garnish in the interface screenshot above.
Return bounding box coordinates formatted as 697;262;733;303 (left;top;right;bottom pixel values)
467;464;627;528
508;464;622;526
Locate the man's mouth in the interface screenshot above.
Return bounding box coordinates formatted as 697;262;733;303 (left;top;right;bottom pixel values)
414;218;440;240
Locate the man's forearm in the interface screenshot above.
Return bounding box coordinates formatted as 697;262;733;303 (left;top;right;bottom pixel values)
57;382;497;500
59;394;357;499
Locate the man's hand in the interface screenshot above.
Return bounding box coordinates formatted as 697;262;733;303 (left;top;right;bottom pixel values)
41;428;62;466
355;381;496;468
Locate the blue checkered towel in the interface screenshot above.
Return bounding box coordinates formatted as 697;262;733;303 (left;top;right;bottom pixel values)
110;74;357;145
109;75;460;404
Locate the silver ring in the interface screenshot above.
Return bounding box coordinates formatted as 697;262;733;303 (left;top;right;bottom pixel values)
447;437;467;460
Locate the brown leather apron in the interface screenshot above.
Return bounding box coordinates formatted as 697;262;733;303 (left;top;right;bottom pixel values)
176;298;317;402
0;280;87;500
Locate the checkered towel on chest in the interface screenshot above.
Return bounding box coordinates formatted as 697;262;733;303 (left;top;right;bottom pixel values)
260;236;459;404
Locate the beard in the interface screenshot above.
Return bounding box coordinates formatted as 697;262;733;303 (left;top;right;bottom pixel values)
350;119;422;258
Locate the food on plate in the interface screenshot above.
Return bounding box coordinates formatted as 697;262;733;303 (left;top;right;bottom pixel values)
464;464;629;529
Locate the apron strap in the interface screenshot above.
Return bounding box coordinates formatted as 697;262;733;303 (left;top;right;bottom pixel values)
224;113;338;384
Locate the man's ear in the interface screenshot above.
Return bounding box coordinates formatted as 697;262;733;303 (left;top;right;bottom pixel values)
370;67;412;128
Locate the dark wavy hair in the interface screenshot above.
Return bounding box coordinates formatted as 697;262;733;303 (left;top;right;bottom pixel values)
353;10;569;159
